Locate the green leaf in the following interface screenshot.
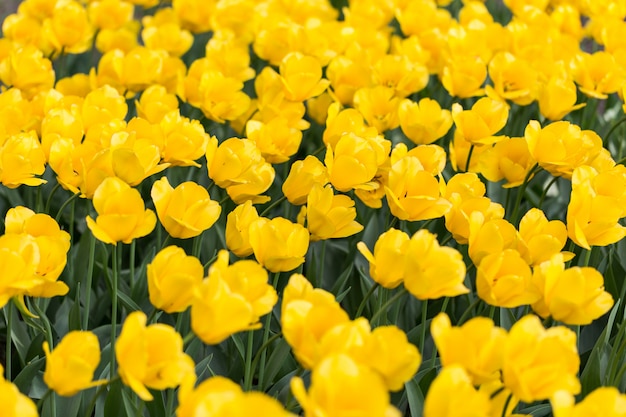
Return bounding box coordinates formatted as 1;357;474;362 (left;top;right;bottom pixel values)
116;290;142;313
405;377;424;417
56;393;83;417
13;356;46;393
69;285;82;332
104;379;124;417
263;338;292;390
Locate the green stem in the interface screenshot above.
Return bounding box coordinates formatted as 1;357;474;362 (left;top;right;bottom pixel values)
501;393;513;417
110;244;120;379
130;240;136;286
458;297;482;325
258;272;280;390
251;332;282;390
419;300;428;355
464;144;475;172
84;377;120;417
603;116;626;147
538;176;559;209
510;164;540;225
582;248;592;267
54;192;80;223
260;195;287;217
83;233;96;330
192;233;203;259
36;389;53;412
355;282;380;318
370;288;408;323
4;304;12;380
243;330;255;391
45;184;62;213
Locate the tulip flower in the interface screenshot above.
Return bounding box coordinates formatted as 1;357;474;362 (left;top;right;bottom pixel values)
116;311;196;401
147;246;204;313
43;331;105;396
151;177;221;239
86;177;157;245
248;217;309;272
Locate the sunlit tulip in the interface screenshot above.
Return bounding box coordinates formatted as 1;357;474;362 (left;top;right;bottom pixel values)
151;177;221;239
43;331;105;396
147;246;204;313
86;177;156;245
116;311;196;401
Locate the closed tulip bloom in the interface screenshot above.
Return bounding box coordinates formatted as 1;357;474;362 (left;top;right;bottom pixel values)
303;184;363;241
177;376;293;417
282;156;329;205
249;217;309;272
479;137;536;188
476;249;540;308
538;73;585;121
524;120;603;179
531;254;614;325
43;0;94;55
86;177;157;245
357;228;410;289
88;0;134;31
322;106;377;149
206;137;275;204
0;365;38;417
385;156;452;221
398;98;453;145
404;230;469;300
0;45;55;99
4;206;71;297
225;201;259;258
353;86;401;132
0;234;43;308
116;311;196;401
279;52;329;102
281;274;350;369
424;365;491;417
552;387;626;417
291;354;401;417
452;97;509;146
43;331;105;396
246;117;303;164
160;110;210;167
191;251;277;344
147;246;204;313
441;55;488;99
365;325;422;391
567;165;626;249
0;131;46;188
82;85;128;132
518;208;571;266
468;213;523;266
151;177;221;239
502;315;580;403
431;313;506;385
136;85;179;124
325;132;390;192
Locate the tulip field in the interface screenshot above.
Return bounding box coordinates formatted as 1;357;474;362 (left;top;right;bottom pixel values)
2;0;626;416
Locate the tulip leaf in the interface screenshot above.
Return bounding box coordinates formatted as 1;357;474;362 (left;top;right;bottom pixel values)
518;403;552;417
116;290;142;313
145;391;166;417
13;355;45;393
405;377;425;417
263;338;292;390
69;285;82;332
103;379;124;417
331;263;354;295
56;393;83;417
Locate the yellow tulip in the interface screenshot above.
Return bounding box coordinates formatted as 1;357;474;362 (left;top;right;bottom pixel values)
424;365;491;417
151;176;221;239
282;155;329;206
531;254;614;325
431;313;506;385
147;246;204;313
43;331;105;396
86;176;156;245
0;365;38;417
249;217;309;272
303;184;363;241
357;228;410;289
225;201;260;258
502;315;580;402
116;311;196;401
404;230;469;300
291;354;401;417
